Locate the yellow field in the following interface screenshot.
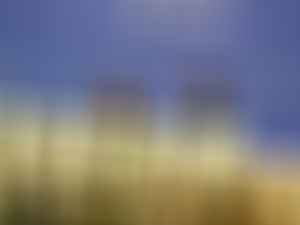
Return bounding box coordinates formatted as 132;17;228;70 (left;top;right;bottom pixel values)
0;132;300;225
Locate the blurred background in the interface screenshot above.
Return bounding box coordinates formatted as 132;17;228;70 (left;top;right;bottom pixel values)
1;0;300;225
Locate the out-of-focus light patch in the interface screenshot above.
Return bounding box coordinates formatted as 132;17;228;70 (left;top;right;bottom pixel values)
113;0;240;48
199;144;241;176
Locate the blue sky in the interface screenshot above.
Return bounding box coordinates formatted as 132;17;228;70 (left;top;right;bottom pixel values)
1;0;300;144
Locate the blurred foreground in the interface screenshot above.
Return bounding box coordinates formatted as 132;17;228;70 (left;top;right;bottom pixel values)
0;78;300;225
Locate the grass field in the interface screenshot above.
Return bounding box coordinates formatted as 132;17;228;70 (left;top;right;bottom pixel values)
0;131;300;225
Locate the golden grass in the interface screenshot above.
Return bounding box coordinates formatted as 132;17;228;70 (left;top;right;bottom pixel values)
0;136;299;225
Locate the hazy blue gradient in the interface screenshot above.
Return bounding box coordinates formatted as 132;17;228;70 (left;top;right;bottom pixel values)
1;0;300;144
